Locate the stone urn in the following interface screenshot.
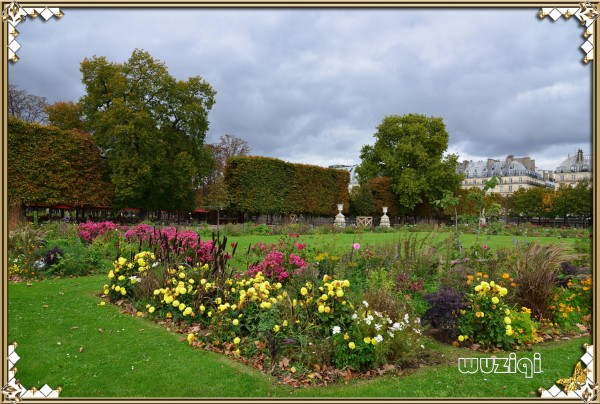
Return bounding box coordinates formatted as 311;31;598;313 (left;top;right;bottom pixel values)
380;206;390;228
334;203;346;227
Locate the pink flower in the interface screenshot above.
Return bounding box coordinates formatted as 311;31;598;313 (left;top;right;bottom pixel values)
352;243;360;250
482;244;489;251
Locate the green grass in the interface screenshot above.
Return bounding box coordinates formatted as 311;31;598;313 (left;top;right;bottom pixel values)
8;274;590;398
225;231;576;263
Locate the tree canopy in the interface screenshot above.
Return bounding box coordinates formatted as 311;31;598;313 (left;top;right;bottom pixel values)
356;114;463;215
8;84;47;123
79;49;216;212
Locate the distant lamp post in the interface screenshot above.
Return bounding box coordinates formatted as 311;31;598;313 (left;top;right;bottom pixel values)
380;206;390;228
334;203;346;227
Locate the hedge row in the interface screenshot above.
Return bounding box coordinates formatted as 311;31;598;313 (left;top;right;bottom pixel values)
225;156;350;216
8;117;114;207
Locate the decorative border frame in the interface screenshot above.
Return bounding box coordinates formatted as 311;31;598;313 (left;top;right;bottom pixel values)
0;1;597;401
1;343;61;403
540;344;598;403
1;0;63;62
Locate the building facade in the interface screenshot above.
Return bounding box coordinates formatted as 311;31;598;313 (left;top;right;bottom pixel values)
456;155;555;196
553;149;592;187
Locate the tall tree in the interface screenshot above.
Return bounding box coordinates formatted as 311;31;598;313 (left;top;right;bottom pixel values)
356;113;463;215
46;101;86;131
199;134;250;210
8;84;48;123
79;49;216;212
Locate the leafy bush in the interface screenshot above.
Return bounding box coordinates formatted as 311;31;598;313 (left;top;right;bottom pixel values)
550;274;592;331
457;279;538;349
421;287;466;341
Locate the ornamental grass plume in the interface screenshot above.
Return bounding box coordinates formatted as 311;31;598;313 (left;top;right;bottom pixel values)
512;242;577;320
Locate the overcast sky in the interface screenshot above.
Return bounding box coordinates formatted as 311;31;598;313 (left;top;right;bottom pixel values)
8;7;593;171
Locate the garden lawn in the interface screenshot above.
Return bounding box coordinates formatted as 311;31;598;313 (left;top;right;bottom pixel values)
226;231;577;257
8;274;590;398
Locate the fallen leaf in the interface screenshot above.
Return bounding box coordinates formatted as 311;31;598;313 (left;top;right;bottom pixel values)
42;305;49;308
98;328;104;333
79;346;84;353
576;323;588;332
278;357;290;369
26;283;33;287
70;326;79;330
471;343;481;350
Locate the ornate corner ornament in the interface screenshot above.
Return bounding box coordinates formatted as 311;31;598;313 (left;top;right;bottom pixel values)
539;2;599;63
539;344;598;403
1;0;63;63
1;343;61;403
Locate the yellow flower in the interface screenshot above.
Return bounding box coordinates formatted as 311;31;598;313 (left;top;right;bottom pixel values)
491;297;499;304
474;285;482;292
282;320;288;327
99;301;106;306
118;257;127;266
149;306;155;313
136;311;142;317
118;275;125;281
187;333;195;345
273;325;280;332
363;337;371;344
336;289;344;298
233;319;239;326
324;306;331;313
108;270;115;279
179;272;186;279
344;333;349;340
153;289;160;295
475;311;484;318
234;337;241;345
458;335;465;342
318;305;325;313
166;312;172;318
499;287;508;296
348;342;356;349
506;328;514;336
173;300;180;307
300;287;308;296
183;307;192;316
504;317;511;325
121;288;127;296
321;294;328;301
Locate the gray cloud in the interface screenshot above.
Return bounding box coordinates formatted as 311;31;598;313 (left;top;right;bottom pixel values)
8;8;592;171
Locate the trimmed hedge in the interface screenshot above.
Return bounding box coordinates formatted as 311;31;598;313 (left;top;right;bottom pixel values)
8;117;113;207
225;156;349;216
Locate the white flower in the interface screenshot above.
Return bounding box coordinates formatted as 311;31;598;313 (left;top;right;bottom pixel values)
375;323;382;331
352;313;358;320
421;345;425;349
332;326;341;335
374;311;383;318
387;331;395;338
416;318;421;324
415;329;422;335
374;335;384;343
152;262;159;268
404;313;410;323
392;322;401;331
362;300;369;308
364;315;374;325
387;318;393;324
129;276;141;283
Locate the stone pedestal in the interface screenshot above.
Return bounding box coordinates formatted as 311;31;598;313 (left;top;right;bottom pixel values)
334;203;346;227
380;206;390;228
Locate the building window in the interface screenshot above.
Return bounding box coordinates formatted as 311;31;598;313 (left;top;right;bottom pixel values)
519;177;522;183
510;178;513;183
571;174;576;180
561;175;565;181
509;185;513;192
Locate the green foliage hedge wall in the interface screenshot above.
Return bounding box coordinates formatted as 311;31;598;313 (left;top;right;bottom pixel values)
8;117;114;207
225;156;349;216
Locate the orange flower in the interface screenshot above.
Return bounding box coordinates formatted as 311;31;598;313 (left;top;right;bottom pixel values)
510;282;517;287
467;275;474;280
483;274;489;279
477;272;483;277
502;273;510;279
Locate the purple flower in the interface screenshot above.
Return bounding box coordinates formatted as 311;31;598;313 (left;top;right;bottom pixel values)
352;243;360;250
